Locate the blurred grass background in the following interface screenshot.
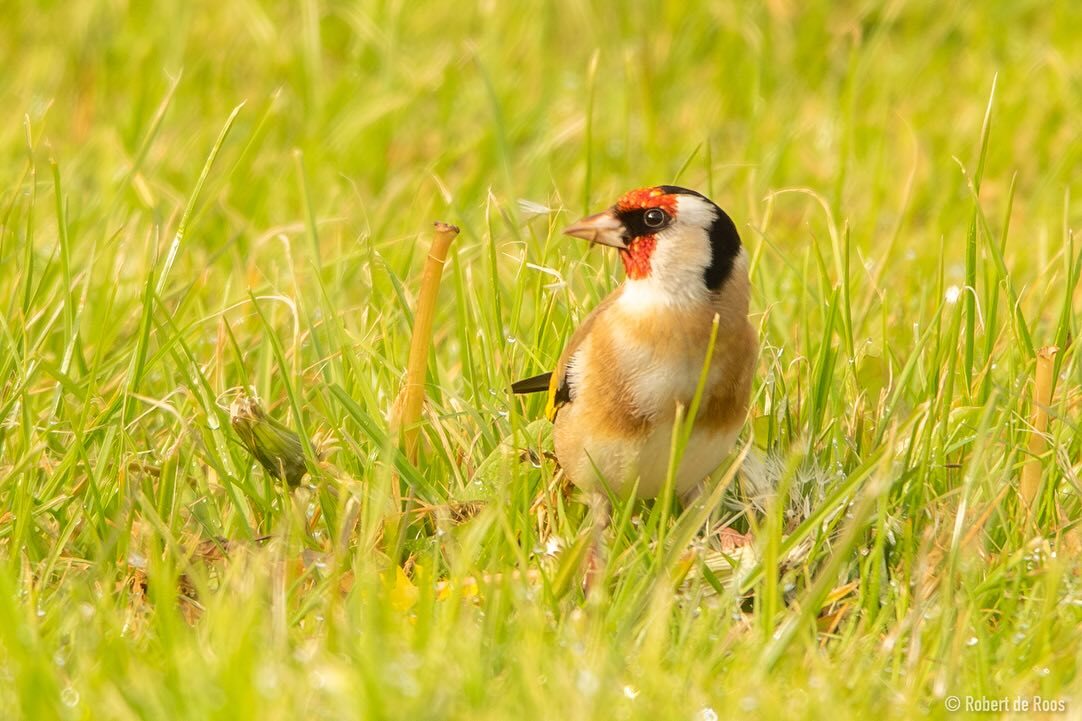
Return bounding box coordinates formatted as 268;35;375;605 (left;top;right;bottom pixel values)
1;1;1081;719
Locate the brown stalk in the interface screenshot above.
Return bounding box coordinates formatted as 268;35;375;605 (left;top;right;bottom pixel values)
1020;346;1058;521
392;222;460;463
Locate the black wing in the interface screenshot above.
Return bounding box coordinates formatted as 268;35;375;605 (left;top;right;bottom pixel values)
511;372;553;394
511;369;572;421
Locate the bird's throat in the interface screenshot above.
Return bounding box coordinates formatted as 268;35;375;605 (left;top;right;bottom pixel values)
619;236;656;280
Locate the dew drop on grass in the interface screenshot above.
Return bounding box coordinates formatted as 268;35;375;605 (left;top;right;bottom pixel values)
293;642;317;664
60;686;79;707
966;636;978;647
255;663;279;697
310;668;332;690
699;708;719;721
576;669;599;697
622;685;639;700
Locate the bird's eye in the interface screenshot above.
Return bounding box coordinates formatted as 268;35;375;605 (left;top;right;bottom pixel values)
643;208;668;228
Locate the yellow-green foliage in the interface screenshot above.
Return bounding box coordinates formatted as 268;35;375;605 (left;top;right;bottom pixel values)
1;2;1080;719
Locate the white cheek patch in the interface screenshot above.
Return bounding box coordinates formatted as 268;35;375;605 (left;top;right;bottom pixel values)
650;230;711;290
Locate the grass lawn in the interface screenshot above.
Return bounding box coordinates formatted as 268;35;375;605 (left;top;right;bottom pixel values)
2;1;1081;719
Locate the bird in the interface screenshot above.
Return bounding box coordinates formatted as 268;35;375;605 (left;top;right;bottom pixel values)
512;185;758;502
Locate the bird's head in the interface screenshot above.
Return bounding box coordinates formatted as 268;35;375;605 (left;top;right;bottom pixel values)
563;186;742;298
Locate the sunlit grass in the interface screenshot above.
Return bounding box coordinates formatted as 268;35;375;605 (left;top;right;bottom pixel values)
1;1;1081;719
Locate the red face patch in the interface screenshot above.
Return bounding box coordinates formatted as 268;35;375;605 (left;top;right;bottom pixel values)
614;186;679;214
620;235;657;280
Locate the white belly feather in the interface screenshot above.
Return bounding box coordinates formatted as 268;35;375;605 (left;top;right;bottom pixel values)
558;415;738;498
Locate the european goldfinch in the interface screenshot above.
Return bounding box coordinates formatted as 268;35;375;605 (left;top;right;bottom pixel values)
513;186;757;500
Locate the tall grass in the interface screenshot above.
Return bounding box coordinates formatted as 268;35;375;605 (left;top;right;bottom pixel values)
1;1;1080;719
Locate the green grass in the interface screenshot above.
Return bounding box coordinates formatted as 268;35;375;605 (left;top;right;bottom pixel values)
2;1;1081;719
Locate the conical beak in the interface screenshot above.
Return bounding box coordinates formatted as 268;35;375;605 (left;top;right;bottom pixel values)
562;210;628;249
